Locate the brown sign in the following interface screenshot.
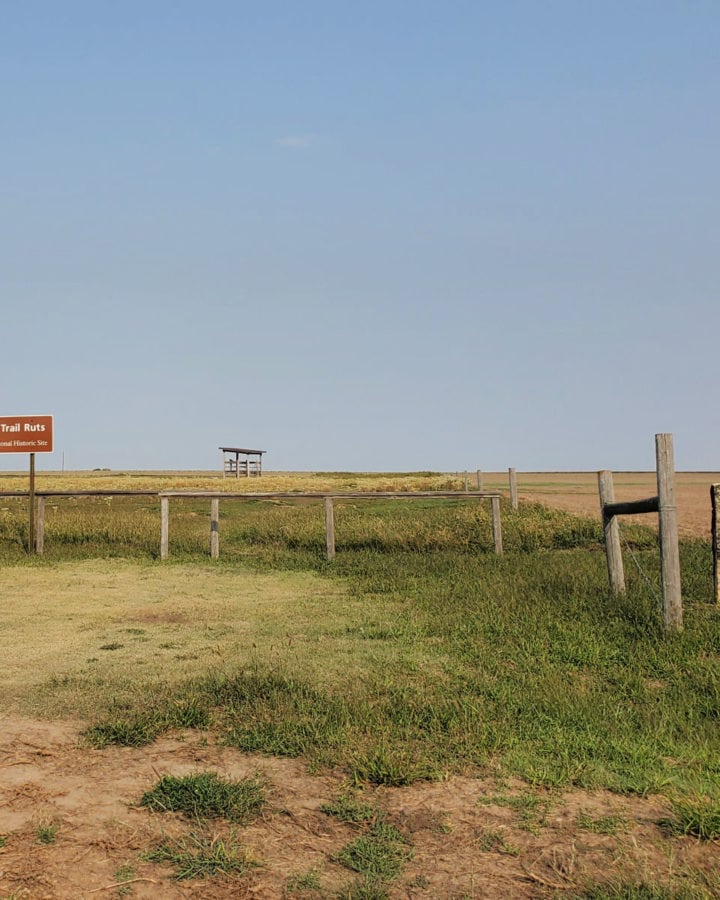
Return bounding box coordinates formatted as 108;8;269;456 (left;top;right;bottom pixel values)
0;415;54;453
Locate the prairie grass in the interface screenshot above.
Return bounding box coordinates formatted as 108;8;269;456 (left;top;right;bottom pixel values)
144;830;255;880
140;772;265;823
0;476;718;805
335;820;412;885
663;796;720;840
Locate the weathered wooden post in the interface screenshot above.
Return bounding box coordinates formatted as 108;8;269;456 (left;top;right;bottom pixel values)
598;470;625;594
160;496;169;560
210;498;219;559
476;469;483;491
712;484;720;605
36;496;45;555
325;496;335;560
508;467;518;510
28;452;35;554
464;471;469;492
656;433;682;631
491;495;503;555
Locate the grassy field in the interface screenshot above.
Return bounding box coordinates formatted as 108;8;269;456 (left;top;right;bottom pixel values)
1;470;719;896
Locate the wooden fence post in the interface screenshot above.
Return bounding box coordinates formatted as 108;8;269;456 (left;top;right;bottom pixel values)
598;470;625;594
36;496;45;555
160;496;169;560
476;470;483;491
210;498;219;559
325;497;335;560
28;452;35;554
491;495;503;555
508;468;518;510
464;471;469;492
656;433;683;631
712;485;720;605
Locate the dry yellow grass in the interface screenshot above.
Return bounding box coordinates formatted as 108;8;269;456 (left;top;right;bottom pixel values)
0;559;429;719
0;469;461;495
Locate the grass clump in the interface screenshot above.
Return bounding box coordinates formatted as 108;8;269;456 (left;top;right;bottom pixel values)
320;793;376;825
335;820;412;885
476;825;520;855
140;771;265;824
577;812;629;835
479;790;551;833
112;864;136;896
35;822;57;844
144;830;255;880
85;716;166;748
662;796;720;840
574;882;686;899
285;867;322;894
84;696;210;748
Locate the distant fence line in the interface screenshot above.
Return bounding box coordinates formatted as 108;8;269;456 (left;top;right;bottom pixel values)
0;489;503;562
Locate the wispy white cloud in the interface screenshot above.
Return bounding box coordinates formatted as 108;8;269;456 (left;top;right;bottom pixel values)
275;134;315;149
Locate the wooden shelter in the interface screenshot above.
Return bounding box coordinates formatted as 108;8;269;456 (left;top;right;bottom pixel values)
219;447;265;478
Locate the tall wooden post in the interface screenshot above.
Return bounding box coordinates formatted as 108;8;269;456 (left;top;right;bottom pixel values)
325;497;336;560
210;498;219;559
509;467;518;510
656;433;683;631
28;452;36;554
476;470;483;491
160;497;169;560
598;470;625;594
712;484;720;605
491;495;503;555
464;471;469;492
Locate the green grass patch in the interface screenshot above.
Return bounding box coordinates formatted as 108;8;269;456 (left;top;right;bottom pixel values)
662;796;720;840
285;867;322;894
35;822;57;844
478;789;552;832
2;499;718;802
320;793;376;825
335;821;412;885
577;812;630;835
574;883;689;899
144;830;255;880
140;772;265;823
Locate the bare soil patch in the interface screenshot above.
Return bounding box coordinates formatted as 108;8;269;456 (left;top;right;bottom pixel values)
1;717;716;898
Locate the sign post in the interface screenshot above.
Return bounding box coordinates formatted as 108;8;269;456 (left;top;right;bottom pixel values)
0;415;54;553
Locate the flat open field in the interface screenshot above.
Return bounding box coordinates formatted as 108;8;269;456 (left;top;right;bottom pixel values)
0;471;718;898
477;471;720;539
2;468;716;537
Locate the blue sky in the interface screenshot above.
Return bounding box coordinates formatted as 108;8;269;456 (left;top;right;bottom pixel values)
2;1;718;472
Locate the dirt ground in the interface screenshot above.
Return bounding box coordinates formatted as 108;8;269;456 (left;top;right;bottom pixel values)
488;471;720;539
0;717;716;899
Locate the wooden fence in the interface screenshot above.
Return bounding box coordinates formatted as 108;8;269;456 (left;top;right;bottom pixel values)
0;489;503;561
157;491;504;561
597;433;682;632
